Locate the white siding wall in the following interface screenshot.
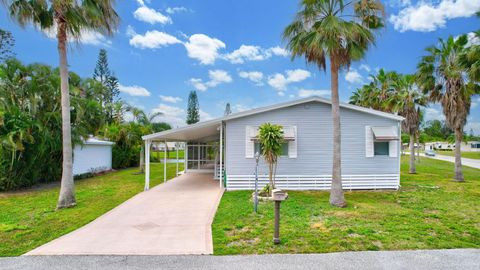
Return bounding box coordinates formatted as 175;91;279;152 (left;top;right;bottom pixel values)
225;101;402;190
73;144;113;175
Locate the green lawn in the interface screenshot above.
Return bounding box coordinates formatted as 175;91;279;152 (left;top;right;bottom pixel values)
437;150;480;160
151;150;185;160
212;157;480;255
0;163;183;257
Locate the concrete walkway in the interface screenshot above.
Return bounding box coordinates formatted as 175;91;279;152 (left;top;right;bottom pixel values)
409;152;480;169
25;173;224;256
2;249;479;270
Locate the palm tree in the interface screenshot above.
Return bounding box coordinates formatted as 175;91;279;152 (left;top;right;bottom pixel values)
2;0;119;208
417;35;479;182
257;123;284;193
388;74;426;174
283;0;385;207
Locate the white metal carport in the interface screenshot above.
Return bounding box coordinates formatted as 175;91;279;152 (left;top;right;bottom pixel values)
141;119;225;191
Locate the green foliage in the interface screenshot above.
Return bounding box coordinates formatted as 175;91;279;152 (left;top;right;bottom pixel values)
258;123;284;189
0;59;98;190
186;90;200;124
93;49;120;124
151;122;172;133
0;29;14;61
99;122;151;169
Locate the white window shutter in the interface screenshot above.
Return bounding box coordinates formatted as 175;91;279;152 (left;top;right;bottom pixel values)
288;126;297;158
245;126;254;158
389;140;398;157
365;126;374;157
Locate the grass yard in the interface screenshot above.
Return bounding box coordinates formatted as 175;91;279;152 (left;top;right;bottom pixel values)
212;156;480;255
0;163;183;257
151;150;185;159
437;150;480;160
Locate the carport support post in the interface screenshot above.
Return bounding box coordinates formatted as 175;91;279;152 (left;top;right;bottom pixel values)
219;123;223;188
164;140;167;183
176;143;179;176
144;140;151;191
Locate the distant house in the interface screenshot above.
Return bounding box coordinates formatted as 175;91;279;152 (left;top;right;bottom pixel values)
152;142;185;151
425;142;454;151
73;137;114;175
142;97;404;191
461;141;480;152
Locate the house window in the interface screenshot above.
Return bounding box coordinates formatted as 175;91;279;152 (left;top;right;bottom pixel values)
471;143;480;149
254;142;289;156
374;141;390;156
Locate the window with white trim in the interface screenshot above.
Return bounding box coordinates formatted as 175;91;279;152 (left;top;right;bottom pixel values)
246;125;297;158
365;126;399;158
254;142;289;156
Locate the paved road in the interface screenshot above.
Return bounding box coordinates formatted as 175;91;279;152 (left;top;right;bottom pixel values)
26;173;224;255
407;152;480;169
1;249;479;270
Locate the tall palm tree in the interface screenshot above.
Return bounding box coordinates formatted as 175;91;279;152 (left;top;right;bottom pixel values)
283;0;384;207
3;0;119;208
417;35;479;182
388;74;426;174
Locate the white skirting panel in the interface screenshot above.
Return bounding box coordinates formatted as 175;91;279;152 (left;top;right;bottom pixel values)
226;174;400;191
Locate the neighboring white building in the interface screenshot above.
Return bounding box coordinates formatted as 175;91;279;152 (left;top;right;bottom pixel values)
425;142;454;151
73;137;114;175
153;142;185;151
461;141;480;152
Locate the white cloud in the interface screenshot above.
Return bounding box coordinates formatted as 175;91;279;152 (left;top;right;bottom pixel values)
184;34;226;65
471;97;480;109
151;103;185;127
160;95;183;103
424;107;445;122
200;110;213;121
267;69;311;94
166;6;190;14
134;6;171;25
298;89;330;98
233;104;251;112
129;30;181;49
224;45;267;64
190;70;233;91
126;25;136;37
345;69;364;84
118;84;151;97
467;32;480;47
359;64;371;73
465;121;480;136
238;71;264;85
268;46;289;57
390;0;480;32
224;45;289;64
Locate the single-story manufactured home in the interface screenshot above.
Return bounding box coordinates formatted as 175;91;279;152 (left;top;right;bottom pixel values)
142;96;404;191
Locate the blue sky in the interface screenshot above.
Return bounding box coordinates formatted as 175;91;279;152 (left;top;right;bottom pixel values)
1;0;480;133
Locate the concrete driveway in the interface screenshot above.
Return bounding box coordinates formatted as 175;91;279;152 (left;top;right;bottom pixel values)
413;152;480;169
25;173;224;256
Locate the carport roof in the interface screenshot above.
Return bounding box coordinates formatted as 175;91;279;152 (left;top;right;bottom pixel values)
142;96;404;142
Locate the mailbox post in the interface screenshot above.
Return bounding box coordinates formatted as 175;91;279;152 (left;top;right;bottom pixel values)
254;151;260;213
272;189;287;244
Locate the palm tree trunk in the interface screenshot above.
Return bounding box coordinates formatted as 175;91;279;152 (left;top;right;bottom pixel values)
409;134;416;174
56;19;76;209
454;128;464;182
139;145;145;173
329;57;346;207
416;133;420;162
